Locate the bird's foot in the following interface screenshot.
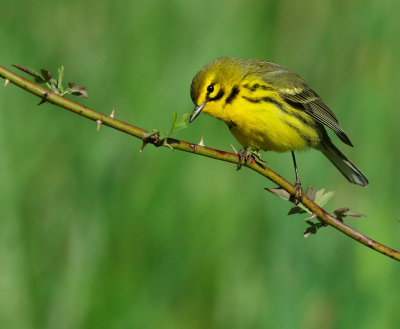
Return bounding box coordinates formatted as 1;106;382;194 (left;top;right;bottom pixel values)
235;148;264;170
291;180;304;205
237;148;251;170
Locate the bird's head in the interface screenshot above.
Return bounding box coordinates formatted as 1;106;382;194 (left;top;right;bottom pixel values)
190;57;245;122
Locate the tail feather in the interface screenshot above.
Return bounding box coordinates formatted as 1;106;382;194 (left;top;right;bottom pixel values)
316;139;369;187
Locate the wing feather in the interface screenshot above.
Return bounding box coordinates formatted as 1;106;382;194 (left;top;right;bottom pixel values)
256;63;353;146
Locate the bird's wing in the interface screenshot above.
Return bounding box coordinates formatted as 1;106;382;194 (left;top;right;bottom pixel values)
261;65;353;146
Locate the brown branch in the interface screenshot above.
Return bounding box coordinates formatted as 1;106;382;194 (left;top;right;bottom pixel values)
1;64;399;262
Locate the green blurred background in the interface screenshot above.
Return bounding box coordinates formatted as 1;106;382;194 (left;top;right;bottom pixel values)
1;0;400;328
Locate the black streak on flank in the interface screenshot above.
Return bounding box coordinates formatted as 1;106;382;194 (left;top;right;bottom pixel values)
243;95;316;129
282;119;313;147
242;96;285;111
225;86;240;104
261;96;285;110
242;96;260;103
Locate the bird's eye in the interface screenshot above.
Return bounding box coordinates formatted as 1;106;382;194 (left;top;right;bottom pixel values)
207;84;214;94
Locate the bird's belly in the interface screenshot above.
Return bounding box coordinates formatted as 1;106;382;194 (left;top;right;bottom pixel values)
228;106;321;152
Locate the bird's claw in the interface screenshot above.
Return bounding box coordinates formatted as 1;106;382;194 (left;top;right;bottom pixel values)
237;148;252;170
291;181;304;205
236;148;266;170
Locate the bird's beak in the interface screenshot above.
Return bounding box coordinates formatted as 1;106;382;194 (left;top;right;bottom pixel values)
189;102;205;123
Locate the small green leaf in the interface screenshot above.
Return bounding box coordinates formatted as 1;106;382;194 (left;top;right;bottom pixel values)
57;66;64;91
314;188;335;208
265;187;291;200
288;205;307;215
346;212;366;218
13;65;39;77
169;112;190;136
334;207;350;215
13;65;46;83
305;185;317;201
334;207;366;221
163;112;191;140
303;221;325;238
69;84;89;98
304;222;317;237
289;203;310;215
170;111;178;134
13;65;89;98
173;113;190;131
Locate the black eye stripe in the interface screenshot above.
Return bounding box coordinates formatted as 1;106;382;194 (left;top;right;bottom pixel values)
208;89;224;101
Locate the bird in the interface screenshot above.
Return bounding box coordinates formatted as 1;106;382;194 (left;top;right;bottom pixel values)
189;57;368;194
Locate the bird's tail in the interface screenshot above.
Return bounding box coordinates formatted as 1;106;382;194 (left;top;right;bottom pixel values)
316;138;369;187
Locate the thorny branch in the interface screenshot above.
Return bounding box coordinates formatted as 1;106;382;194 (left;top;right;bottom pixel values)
0;64;399;262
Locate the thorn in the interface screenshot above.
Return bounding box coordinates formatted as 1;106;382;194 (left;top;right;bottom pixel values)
109;108;115;118
140;141;148;152
96;120;102;131
37;92;48;106
230;144;238;154
163;141;174;150
198;135;205;146
305;214;317;221
4;79;9;86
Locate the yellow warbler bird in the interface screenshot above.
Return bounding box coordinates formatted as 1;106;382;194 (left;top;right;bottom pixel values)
189;57;368;188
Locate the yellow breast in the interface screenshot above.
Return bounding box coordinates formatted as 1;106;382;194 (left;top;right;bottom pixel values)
203;85;322;152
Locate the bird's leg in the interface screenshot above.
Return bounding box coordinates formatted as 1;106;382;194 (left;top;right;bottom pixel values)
291;151;303;204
